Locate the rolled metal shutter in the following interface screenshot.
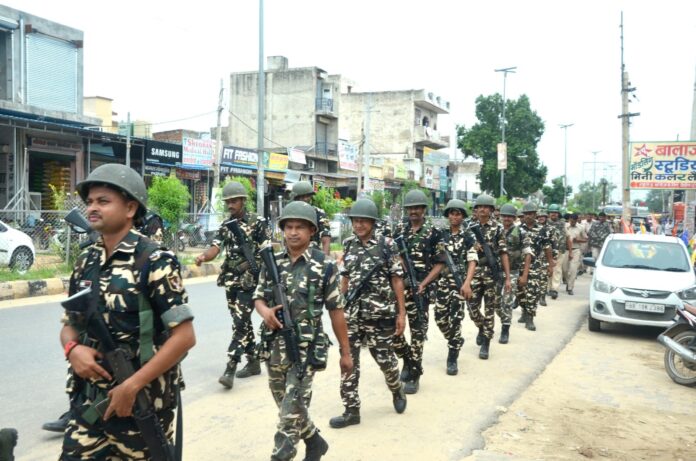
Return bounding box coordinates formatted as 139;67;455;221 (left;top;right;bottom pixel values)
25;33;77;113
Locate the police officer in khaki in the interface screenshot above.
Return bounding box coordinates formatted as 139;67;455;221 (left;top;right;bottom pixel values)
565;213;588;295
60;163;196;460
547;204;571;299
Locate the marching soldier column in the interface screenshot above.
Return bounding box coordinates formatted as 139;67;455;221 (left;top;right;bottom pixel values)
518;203;553;330
547;204;571;300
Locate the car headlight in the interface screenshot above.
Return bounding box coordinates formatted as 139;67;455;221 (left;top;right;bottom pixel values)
677;286;696;301
594;279;616;293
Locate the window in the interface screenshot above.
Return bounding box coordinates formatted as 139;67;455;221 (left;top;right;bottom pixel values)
602;240;690;272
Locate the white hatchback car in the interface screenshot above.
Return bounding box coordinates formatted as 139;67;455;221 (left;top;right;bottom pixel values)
0;219;36;273
585;233;696;331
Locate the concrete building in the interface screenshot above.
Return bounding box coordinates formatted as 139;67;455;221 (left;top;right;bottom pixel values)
450;157;482;202
83;96;118;133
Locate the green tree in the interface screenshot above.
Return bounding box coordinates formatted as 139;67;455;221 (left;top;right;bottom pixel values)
218;176;256;213
567;180;617;212
148;174;191;230
645;189;667;212
457;94;547;198
541;176;572;206
311;185;345;219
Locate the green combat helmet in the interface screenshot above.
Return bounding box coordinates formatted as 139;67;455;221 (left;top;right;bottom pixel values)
500;204;518;216
278;201;317;229
291;181;315;199
522;202;538;213
548;204;561;213
348;198;379;220
0;428;17;461
77;163;147;217
444;199;468;217
222;181;247;200
538;209;548;217
403;189;428;207
474;194;496;208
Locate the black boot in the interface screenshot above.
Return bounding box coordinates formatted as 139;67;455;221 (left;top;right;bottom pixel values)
518;312;527;323
329;409;360;429
476;328;484;346
404;375;420;394
539;296;547;306
550;290;558;300
392;385;407;414
479;338;490;360
446;349;459;376
218;360;237;389
499;325;510;344
0;428;17;461
41;411;69;433
303;430;329;461
525;316;537;331
400;356;413;382
235;358;261;378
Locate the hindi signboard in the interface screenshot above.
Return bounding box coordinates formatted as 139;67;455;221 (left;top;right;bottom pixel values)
629;141;696;190
182;137;215;170
338;139;358;171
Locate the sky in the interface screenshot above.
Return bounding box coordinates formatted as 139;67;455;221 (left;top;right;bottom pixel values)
7;0;696;201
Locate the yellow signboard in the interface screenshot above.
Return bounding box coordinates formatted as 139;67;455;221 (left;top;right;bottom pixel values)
629;141;696;189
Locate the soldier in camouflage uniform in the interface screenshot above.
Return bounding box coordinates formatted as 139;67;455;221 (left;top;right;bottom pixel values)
497;204;533;343
195;181;271;389
138;210;164;244
60;163;196;460
391;189;446;394
461;194;511;360
254;201;352;461
547;204;571;299
588;211;613;261
291;181;331;255
329;199;407;429
434;199;478;375
536;210;554;306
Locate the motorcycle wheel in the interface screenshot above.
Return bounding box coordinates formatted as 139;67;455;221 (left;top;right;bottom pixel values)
177;238;186;252
664;330;696;386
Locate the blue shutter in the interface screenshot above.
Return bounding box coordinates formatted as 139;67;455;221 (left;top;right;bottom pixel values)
25;33;77;113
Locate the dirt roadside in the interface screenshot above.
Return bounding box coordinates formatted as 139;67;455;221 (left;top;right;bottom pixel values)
463;321;696;461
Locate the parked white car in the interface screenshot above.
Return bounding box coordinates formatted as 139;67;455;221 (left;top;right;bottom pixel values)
0;220;35;273
585;233;696;331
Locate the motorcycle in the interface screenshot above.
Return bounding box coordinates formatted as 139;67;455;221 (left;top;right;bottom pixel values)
657;302;696;387
181;223;216;247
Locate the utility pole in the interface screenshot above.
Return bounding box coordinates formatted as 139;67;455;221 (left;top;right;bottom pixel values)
592;150;601;211
560;123;574;206
213;79;224;189
685;64;696;234
618;12;640;225
256;0;265;214
357;128;363;194
495;66;516;198
363;94;373;195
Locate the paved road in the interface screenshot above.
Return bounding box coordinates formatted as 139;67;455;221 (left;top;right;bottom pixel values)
1;275;593;460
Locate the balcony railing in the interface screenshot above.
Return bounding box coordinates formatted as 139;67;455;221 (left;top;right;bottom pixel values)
315;98;334;113
414;125;449;148
314;142;338;158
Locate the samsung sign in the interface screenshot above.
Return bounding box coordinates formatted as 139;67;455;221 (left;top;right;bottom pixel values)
145;140;183;166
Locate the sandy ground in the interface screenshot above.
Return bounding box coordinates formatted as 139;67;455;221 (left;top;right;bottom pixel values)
464;321;696;461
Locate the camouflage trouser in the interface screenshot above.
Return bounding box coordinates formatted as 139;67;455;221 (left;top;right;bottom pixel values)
60;408;175;460
497;271;519;325
539;260;550;296
522;264;544;318
341;317;400;411
266;338;317;461
226;288;256;362
434;278;465;351
467;267;501;340
392;289;430;377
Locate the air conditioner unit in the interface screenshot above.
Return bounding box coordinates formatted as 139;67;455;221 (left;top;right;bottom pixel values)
306;159;316;170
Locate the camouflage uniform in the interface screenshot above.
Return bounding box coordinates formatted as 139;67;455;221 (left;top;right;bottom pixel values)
214;212;271;364
467;219;508;340
588;220;613;259
310;206;331;249
434;227;477;351
254;247;339;461
61;229;193;460
521;221;552;317
391;218;445;377
498;225;533;325
339;234;403;412
549;218;568;293
539;221;557;297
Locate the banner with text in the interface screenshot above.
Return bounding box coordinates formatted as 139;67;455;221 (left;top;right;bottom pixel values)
182;137;215;170
629;141;696;189
338;139;359;171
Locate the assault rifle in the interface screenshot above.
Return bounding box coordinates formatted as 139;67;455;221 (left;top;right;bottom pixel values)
394;235;426;328
64;208;100;249
259;246;304;378
468;223;503;285
225;219;260;275
62;288;175;461
344;262;382;310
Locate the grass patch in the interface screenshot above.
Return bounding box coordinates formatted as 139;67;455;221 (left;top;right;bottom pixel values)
0;265;71;282
330;242;343;252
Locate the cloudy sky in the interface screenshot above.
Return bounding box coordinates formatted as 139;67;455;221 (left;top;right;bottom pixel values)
8;0;696;200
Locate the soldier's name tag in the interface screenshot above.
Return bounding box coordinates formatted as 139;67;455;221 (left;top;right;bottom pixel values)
344;255;357;264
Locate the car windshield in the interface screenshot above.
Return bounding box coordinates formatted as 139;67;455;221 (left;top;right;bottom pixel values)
601;240;691;272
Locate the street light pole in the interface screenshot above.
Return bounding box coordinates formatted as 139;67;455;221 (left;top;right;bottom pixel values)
560;123;574;206
591;150;601;211
495;66;516;198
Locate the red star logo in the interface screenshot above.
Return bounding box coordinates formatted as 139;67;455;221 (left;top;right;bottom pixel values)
633;144;651;157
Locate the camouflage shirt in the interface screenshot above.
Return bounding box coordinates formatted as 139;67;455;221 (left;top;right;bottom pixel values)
504;224;533;272
341;233;403;320
471;218;508;272
392;218;446;280
521;221;552;262
213;211;271;290
588;221;613;249
549;218;568;254
63;229;193;410
439;226;478;287
311;206;331;247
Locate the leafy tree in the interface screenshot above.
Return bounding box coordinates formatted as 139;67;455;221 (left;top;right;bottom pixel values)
567;180;617;212
311;185;346;219
457;94;547;198
645;189;667;213
541;176;572;206
367;190;394;218
218;176;256;213
148;174;191;230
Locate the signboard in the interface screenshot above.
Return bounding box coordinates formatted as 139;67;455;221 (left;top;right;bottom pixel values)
220;164;255;177
338;139;358;171
222;146;257;169
288;147;307;165
424;164;435;189
629;141;696;189
182;137;215;170
423;147;449;167
145;140;182;166
497;142;507;170
266;152;289;171
144;165;172;177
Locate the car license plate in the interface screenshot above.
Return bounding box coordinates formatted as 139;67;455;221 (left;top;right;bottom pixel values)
625;301;665;313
